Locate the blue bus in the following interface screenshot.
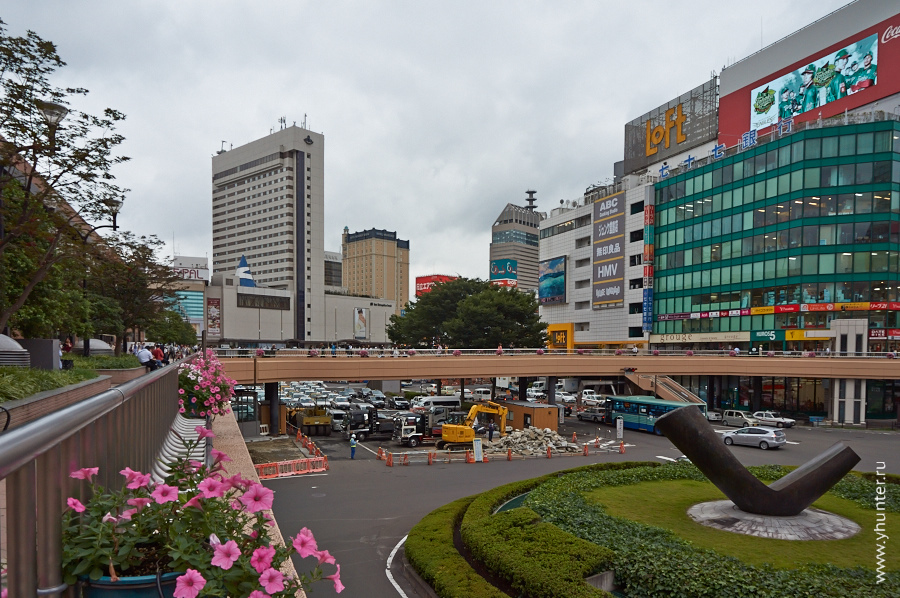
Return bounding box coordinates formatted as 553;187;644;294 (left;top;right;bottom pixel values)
604;395;707;434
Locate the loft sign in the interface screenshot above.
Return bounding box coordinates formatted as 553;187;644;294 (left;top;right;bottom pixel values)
646;104;686;157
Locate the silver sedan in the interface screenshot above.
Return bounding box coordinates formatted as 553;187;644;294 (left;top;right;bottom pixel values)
722;426;786;450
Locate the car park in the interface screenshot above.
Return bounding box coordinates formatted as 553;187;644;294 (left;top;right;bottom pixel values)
722;426;786;450
721;410;760;427
751;410;796;428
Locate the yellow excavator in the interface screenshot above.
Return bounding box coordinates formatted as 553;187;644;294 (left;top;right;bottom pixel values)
436;401;509;450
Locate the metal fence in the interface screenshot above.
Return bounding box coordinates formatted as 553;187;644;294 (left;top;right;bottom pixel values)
0;361;182;597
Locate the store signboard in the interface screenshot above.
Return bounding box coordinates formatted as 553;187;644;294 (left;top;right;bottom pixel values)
206;298;221;337
591;191;625;308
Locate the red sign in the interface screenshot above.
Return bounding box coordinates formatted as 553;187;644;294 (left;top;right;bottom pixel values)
870;328;886;338
643;205;655;226
491;279;518;288
774;304;800;313
415;274;457;297
806;303;836;312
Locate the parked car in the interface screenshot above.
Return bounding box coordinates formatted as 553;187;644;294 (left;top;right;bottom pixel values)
389;397;410;410
721;410;760;427
473;388;493;401
557;392;576;404
580;391;604;407
452;389;474;400
722;426;786;450
752;410;796;428
526;387;545;401
706;410;723;422
367;395;386;408
577;407;607;423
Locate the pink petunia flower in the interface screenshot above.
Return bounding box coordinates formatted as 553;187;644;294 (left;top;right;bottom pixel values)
198;477;226;498
102;512;117;524
127;497;152;511
292;527;317;558
67;497;85;513
70;467;99;481
178;388;185;395
173;569;206;598
239;483;274;513
247;592;268;598
250;545;276;573
211;449;232;464
183;494;203;510
258;569;284;594
126;473;151;490
211;540;241;570
151;484;179;504
179;407;186;413
120;508;137;521
325;564;345;593
314;549;336;565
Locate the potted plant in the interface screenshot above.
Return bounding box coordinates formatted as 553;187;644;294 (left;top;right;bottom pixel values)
308;349;319;358
62;427;344;597
452;349;462;356
615;349;623;356
177;351;235;419
359;349;369;358
652;349;660;356
535;349;544;355
685;350;694;356
407;349;416;356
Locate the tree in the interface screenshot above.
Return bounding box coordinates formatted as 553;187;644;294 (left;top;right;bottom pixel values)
145;309;197;346
0;19;128;334
86;233;182;355
387;277;546;348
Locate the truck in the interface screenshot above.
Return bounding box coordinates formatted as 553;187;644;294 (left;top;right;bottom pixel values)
288;405;333;436
392;410;445;448
437;401;509;450
341;406;397;441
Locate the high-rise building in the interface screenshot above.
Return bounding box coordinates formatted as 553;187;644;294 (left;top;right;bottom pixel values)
211;125;325;342
490;191;545;292
324;251;343;288
341;227;409;315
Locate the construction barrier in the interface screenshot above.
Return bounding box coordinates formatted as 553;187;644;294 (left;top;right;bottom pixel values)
465;450;474;464
507;448;512;461
255;456;329;479
571;432;577;443
583;444;589;456
386;452;394;467
546;446;552;459
399;453;410;466
377;447;385;461
428;452;434;465
619;441;626;454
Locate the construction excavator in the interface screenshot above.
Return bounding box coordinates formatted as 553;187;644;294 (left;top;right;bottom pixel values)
436;401;509;450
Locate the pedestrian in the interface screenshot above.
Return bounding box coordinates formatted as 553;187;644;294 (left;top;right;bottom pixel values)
825;346;831;356
331;343;337;358
632;346;638;355
350;434;357;459
733;346;740;356
152;344;165;367
136;346;158;371
488;422;495;442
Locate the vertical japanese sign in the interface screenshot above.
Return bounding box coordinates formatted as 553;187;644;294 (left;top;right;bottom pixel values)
592;191;625;309
206;298;221;336
642;203;655;331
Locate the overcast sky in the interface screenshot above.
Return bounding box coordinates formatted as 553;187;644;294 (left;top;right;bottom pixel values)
5;0;851;281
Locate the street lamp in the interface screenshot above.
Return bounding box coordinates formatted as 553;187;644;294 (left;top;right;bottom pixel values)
76;196;123;357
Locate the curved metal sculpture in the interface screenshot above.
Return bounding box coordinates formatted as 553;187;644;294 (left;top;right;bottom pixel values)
655;406;860;516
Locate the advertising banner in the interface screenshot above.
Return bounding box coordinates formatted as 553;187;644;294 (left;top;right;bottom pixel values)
591;191;625;309
489;259;518;281
415;274;457;296
206;298;221;337
749;33;879;132
538;256;567;305
719;11;900;141
642;289;653;332
353;307;368;340
623;78;718;175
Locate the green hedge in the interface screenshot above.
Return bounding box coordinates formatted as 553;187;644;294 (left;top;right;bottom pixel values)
70;354;141;370
0;366;98;403
524;462;900;597
405;495;510;598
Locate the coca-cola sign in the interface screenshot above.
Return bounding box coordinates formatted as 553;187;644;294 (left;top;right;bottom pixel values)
882;22;900;44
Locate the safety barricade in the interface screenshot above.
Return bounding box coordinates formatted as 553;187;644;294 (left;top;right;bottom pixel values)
254;456;329;479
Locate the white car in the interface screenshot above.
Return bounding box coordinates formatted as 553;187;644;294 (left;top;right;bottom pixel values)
526;388;545;400
557;392;576;404
706;410;722;422
751;411;796;428
580;390;602;406
453;389;474;400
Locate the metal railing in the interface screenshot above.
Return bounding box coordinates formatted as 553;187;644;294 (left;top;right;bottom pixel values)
0;360;183;597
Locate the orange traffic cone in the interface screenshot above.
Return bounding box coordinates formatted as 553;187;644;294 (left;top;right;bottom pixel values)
619;441;625;454
583;444;589;456
571;432;577;443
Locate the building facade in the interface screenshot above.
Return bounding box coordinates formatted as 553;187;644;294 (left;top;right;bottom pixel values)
490;192;545;292
211;126;326;343
341;227;409;316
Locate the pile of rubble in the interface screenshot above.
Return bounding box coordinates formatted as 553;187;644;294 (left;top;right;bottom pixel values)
484;427;580;455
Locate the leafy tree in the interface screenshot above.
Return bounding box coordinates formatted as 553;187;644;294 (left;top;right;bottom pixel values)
387;277;546;348
145;309;197;346
0;19;128;334
86;233;181;355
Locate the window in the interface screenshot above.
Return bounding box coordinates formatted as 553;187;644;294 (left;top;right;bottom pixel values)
630;230;644;242
629;278;643;289
628;327;643;338
629;254;642;266
631;201;644;215
629;302;643;314
575;236;591;249
575;257;590;268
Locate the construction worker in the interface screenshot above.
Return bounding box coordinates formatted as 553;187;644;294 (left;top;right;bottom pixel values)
350;434;357;459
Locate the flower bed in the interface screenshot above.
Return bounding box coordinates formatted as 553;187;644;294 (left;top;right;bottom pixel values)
178;350;236;418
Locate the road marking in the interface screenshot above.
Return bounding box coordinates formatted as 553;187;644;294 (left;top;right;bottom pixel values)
656;456;677;462
786;441;801;445
386;534;410;598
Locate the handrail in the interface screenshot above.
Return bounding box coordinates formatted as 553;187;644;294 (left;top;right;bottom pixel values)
1;356;190;597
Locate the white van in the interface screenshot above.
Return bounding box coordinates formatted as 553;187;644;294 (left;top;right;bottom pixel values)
412;396;462;410
473;388;492;401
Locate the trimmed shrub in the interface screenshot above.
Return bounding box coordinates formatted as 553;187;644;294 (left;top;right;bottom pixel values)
406;496;509;598
0;366;98;403
71;354;141;370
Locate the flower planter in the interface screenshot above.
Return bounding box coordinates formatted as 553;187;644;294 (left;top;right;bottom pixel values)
80;572;181;598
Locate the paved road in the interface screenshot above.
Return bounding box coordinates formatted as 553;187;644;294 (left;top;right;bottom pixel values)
267;418;899;598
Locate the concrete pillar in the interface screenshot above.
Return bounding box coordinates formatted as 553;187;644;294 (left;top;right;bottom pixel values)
265;382;279;435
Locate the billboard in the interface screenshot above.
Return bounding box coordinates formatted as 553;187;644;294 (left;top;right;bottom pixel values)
591;191;625;309
623;78;718;175
749;33;879;132
206;298;221;336
415;274;457;296
719;11;900;141
489;259;517;281
353;307;368;340
538;257;566;305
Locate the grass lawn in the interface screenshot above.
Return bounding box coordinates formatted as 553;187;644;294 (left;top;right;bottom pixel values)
584;479;898;571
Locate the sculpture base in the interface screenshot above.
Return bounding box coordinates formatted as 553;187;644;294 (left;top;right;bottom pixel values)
687;500;860;540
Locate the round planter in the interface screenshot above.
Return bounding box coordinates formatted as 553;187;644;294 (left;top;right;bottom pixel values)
81;572;181;598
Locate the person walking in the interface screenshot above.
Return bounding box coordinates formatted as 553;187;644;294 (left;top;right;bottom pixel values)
488;422;495;442
350;434;357;459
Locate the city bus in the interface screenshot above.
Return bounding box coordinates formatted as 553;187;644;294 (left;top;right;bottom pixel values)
603;395;707;434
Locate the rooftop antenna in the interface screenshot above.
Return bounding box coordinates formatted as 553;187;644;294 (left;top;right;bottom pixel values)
524;190;537;211
217;141;228;155
302;114;308;129
278;116;287;130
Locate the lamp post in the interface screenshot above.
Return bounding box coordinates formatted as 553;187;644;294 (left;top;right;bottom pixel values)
75;197;123;357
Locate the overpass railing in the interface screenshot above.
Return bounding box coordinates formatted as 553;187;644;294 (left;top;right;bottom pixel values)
0;360;183;597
